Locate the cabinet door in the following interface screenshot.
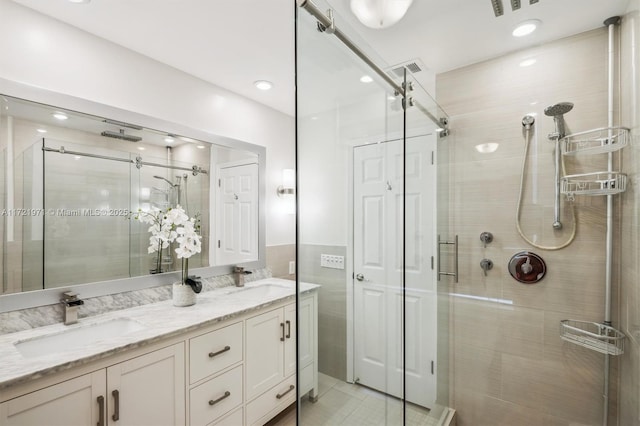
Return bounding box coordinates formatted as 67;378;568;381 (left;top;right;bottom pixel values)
298;296;315;368
0;371;105;426
284;303;297;377
245;308;284;400
106;343;185;426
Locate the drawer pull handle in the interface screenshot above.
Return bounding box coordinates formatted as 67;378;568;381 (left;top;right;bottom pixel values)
280;322;285;341
276;384;295;399
111;390;120;421
208;345;231;358
285;320;291;339
209;391;231;406
97;395;105;426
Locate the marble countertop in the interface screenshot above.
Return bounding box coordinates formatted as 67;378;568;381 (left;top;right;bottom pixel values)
0;278;319;391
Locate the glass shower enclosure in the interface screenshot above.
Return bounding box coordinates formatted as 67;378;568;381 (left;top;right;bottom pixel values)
296;1;452;424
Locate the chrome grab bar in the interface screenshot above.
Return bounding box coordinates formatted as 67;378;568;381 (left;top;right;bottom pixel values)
437;235;458;283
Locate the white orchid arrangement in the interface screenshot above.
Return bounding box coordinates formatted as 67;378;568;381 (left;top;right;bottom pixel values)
133;205;202;284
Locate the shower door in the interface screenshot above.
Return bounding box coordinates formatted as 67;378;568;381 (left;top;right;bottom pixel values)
353;135;436;409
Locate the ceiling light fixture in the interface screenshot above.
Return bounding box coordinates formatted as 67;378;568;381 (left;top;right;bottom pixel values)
164;137;174;143
519;58;537;67
37;128;47;133
512;19;541;37
52;112;68;121
68;0;91;3
197;145;205;149
254;80;273;91
350;0;414;29
360;75;373;83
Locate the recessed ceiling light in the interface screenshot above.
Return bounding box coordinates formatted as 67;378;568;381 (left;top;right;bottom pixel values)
519;58;537;67
512;19;541;37
68;0;91;3
37;128;47;133
360;75;373;83
52;112;68;121
254;80;273;90
164;137;174;143
137;147;145;151
197;145;205;149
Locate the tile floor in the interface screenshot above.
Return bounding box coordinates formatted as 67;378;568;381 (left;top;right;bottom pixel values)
271;373;442;426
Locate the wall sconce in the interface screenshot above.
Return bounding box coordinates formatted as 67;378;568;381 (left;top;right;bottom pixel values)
277;169;295;197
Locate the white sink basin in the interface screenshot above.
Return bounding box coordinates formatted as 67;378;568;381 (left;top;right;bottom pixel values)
15;318;146;358
210;283;293;300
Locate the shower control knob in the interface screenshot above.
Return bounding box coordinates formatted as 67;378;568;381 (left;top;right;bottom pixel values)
480;259;494;276
479;232;493;248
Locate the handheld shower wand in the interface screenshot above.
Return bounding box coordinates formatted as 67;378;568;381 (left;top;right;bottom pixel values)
544;102;574;230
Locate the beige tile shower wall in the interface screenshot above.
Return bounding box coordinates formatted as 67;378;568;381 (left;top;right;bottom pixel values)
437;26;628;425
266;244;295;279
618;10;640;426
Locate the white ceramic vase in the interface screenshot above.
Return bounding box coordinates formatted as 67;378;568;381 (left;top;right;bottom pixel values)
172;282;196;307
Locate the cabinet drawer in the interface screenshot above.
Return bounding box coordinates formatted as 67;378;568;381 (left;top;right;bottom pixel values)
246;375;296;426
190;322;242;384
190;366;242;426
208;407;242;426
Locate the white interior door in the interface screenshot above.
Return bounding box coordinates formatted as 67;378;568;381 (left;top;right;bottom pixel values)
353;136;436;408
215;162;258;265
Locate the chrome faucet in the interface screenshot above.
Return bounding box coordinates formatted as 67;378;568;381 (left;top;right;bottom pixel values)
61;291;84;325
233;266;252;287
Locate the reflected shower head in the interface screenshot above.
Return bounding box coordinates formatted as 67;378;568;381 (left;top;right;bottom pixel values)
544;102;574;117
153;175;175;186
101;129;142;142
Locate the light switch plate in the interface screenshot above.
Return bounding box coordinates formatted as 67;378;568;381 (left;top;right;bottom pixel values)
320;254;345;270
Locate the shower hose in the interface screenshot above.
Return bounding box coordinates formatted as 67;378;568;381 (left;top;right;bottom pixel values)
516;126;576;250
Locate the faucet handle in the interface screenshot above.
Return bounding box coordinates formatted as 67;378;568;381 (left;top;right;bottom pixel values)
61;291;84;306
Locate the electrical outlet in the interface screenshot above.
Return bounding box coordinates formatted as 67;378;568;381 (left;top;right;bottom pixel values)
288;261;295;275
320;254;345;270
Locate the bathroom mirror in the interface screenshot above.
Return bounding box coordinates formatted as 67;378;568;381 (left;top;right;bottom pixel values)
0;80;266;308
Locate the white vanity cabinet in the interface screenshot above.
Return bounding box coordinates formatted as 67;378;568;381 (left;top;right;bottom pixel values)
0;284;319;426
0;343;185;426
245;293;317;425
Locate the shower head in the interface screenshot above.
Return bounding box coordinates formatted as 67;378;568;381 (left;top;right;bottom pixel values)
544;102;574;117
153;175;175;186
545;102;574;140
101;129;142;142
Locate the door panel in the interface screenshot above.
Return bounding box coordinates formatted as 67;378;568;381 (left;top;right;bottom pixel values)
353;136;436;409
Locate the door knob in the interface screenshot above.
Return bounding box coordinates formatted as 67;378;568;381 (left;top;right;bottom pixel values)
355;273;365;281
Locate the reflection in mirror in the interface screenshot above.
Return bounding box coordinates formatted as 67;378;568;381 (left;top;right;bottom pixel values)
1;95;261;296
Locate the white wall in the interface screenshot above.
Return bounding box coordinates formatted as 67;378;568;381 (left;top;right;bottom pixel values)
0;0;294;246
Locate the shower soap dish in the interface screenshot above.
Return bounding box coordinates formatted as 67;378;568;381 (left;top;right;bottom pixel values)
561;171;627;197
560;319;625;356
562;126;629;156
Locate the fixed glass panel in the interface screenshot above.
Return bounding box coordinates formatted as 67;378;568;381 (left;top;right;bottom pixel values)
296;1;407;424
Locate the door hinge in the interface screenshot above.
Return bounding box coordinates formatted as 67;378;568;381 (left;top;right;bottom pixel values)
218;240;221;248
431;151;434;165
431;360;435;375
431;256;434;270
218;178;221;187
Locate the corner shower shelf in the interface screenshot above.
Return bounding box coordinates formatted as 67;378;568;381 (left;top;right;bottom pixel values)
561;171;627;196
560;320;625;356
562;126;630;156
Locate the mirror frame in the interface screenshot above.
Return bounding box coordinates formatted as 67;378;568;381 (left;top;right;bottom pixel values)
0;78;266;312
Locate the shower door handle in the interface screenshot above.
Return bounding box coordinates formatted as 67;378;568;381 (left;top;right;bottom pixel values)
437;235;459;283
